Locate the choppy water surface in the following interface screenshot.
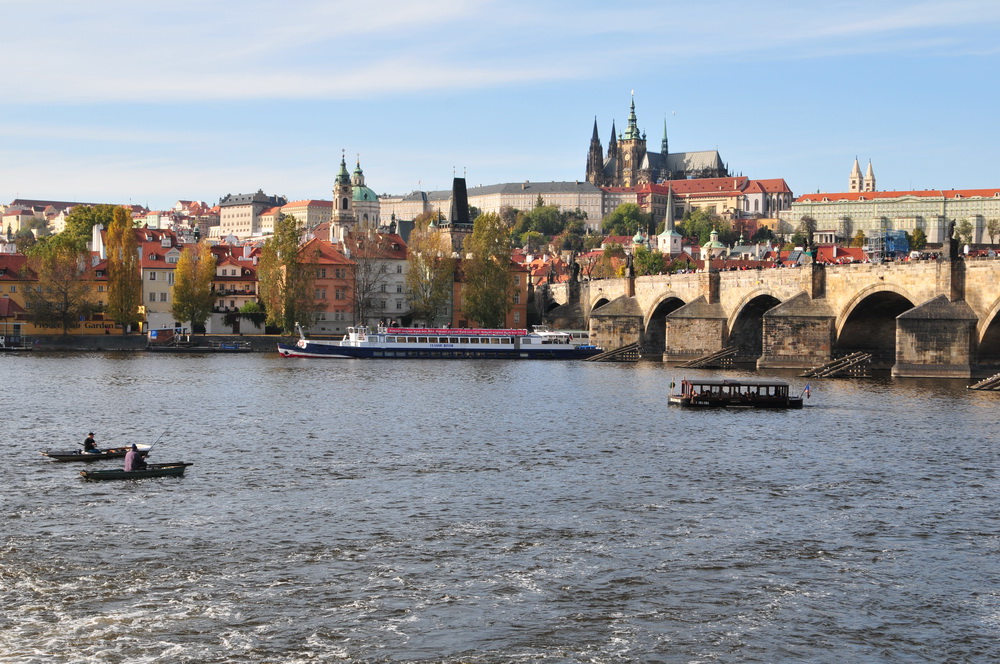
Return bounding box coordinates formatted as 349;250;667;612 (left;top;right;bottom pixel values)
1;352;999;663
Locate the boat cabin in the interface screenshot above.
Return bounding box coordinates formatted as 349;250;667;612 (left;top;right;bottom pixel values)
670;378;804;409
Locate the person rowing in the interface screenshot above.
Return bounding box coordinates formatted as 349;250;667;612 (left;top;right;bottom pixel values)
83;432;100;454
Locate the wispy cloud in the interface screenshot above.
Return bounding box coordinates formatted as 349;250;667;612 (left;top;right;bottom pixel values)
3;1;998;103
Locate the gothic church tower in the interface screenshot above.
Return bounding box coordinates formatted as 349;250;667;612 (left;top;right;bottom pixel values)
618;95;647;187
585;118;605;186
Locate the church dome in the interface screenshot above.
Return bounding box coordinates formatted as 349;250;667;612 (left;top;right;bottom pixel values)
353;186;378;202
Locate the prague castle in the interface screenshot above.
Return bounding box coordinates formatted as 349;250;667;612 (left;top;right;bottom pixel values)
586;96;729;187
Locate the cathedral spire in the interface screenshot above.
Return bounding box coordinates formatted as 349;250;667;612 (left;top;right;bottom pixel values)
661;117;669;155
607;119;618;159
623;93;640;141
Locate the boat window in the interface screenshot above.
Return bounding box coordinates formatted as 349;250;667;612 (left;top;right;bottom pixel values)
386;336;396;343
491;338;501;344
450;337;459;344
418;337;428;343
407;336;418;343
470;338;480;344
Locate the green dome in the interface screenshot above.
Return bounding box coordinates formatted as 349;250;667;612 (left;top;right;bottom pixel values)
353;185;378;202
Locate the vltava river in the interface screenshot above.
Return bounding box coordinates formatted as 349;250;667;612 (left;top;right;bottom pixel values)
2;352;998;663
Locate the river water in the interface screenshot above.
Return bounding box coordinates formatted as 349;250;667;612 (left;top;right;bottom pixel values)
1;352;998;663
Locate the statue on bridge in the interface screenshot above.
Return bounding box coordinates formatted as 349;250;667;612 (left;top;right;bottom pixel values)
947;220;959;261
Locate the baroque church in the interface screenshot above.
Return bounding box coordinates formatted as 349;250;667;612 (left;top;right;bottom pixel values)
586;96;729;187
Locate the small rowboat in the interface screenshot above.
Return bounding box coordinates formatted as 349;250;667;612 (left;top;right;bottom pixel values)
40;444;152;462
79;463;192;481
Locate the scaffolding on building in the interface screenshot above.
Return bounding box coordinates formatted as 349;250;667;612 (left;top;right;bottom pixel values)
864;217;887;263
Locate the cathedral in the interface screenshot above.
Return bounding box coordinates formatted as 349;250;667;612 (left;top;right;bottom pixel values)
586;96;729;187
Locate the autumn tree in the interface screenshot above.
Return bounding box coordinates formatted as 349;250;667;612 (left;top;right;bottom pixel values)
405;219;455;326
344;229;397;327
257;214;317;334
23;235;95;334
105;207;142;331
911;228;928;251
851;230;866;248
171;242;217;332
461;212;513;328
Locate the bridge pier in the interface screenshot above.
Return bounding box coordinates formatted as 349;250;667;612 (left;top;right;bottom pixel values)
664;296;728;362
892;295;978;378
757;292;835;369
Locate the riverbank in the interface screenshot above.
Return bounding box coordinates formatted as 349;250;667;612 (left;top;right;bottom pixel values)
27;334;288;352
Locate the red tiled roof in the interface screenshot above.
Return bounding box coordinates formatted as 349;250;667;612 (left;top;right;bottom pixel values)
0;297;25;317
797;188;1000;203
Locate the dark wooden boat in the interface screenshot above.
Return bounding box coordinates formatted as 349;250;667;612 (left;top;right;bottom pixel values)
668;378;807;409
79;462;191;480
40;444;152;462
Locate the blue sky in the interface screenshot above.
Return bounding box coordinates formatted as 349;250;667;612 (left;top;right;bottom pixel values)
3;0;999;211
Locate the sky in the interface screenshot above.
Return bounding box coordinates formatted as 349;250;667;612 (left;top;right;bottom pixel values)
3;0;1000;211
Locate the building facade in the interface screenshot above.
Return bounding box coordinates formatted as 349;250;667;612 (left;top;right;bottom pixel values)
214;191;288;240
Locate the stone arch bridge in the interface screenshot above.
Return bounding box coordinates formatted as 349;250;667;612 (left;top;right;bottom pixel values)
538;257;1000;378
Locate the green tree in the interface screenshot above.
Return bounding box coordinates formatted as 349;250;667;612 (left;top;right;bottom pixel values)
171;242;217;332
105;207;142;331
675;208;730;245
63;204;118;249
795;216;817;245
257;214;317;334
405;220;455;325
461;212;513;328
911;228;928;251
633;245;666;276
955;219;974;246
520;231;546;252
602;203;651;237
524;205;563;236
23;235;95;334
986;218;1000;245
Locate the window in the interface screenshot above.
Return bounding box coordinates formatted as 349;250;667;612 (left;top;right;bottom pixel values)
513;312;520;323
396;264;403;273
335;288;345;300
149;292;156;302
149;272;156;281
315;288;327;299
513;292;521;304
396;284;403;293
160;292;168;302
335;268;346;279
316;268;327;278
380;284;387;293
8;286;14;293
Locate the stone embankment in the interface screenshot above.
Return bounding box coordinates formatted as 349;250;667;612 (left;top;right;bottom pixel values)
29;335;288;352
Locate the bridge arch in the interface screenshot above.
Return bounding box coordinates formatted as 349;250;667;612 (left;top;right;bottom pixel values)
976;295;1000;364
644;295;687;357
835;284;917;361
727;291;783;360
